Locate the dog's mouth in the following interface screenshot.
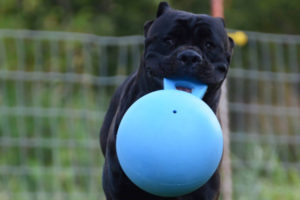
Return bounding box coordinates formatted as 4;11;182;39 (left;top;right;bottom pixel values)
164;78;208;99
175;86;192;93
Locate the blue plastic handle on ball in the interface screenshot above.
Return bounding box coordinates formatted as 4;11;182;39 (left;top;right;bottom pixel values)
116;77;223;197
163;78;208;99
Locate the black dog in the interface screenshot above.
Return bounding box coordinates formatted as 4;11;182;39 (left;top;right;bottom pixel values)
100;2;234;200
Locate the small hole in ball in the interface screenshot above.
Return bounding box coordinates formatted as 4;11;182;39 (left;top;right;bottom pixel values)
173;110;177;114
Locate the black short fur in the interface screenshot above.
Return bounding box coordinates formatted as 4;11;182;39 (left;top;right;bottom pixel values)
100;2;234;200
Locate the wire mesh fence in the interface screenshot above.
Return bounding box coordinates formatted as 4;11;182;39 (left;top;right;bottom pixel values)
0;29;299;200
228;30;300;199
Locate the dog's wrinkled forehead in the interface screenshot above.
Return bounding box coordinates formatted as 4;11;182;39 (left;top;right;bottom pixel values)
146;8;227;41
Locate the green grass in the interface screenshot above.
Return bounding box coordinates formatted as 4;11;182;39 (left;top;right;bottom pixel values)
231;138;300;200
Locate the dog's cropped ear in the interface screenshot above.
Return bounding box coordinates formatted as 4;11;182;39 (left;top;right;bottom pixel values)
157;2;170;17
144;2;169;37
228;36;235;51
144;20;154;37
227;36;235;63
217;17;225;27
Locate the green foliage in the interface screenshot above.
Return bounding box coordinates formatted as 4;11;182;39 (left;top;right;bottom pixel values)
1;0;299;35
231;139;300;200
225;0;300;34
0;80;108;199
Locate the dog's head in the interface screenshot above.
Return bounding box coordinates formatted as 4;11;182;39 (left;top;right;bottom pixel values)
139;2;234;106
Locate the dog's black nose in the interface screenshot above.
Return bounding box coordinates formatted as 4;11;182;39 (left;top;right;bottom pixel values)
177;50;202;67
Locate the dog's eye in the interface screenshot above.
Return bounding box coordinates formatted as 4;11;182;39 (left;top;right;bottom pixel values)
163;37;175;47
204;42;215;50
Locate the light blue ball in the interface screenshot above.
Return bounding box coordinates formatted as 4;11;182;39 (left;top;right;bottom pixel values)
116;89;223;197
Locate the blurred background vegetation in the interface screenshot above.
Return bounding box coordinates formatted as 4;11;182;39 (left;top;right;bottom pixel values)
0;1;299;200
1;0;300;36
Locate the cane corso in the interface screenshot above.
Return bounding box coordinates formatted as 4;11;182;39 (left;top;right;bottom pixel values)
100;2;234;200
